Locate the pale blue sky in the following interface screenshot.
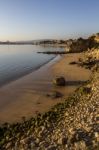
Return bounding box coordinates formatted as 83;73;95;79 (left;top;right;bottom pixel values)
0;0;99;41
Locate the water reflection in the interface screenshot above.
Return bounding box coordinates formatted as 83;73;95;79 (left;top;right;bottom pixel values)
0;45;63;86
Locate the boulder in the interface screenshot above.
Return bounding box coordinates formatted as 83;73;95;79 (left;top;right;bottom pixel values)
58;137;67;145
53;77;66;86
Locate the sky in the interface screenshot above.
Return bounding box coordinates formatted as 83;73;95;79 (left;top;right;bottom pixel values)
0;0;99;41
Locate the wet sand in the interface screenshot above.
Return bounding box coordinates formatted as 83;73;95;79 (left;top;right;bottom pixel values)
0;53;91;124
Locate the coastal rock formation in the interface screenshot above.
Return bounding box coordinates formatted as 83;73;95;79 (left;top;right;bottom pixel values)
78;48;99;71
68;37;98;53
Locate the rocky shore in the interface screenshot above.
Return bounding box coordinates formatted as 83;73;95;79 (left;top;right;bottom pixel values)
0;47;99;149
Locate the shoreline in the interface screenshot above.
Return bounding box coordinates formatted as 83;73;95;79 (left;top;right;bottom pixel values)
0;55;57;88
0;53;91;124
0;55;62;124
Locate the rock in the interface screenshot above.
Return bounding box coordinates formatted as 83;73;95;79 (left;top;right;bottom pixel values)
94;132;98;138
36;138;40;144
69;61;77;65
53;77;66;86
47;145;57;150
30;141;36;149
58;137;67;145
5;142;12;149
39;141;49;147
46;91;63;99
62;137;68;145
40;126;45;132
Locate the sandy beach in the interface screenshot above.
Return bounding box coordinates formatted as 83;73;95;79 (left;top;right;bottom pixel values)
0;53;91;124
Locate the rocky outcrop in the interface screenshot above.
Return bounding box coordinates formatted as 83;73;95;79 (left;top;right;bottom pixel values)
68;38;96;53
78;48;99;71
65;34;99;53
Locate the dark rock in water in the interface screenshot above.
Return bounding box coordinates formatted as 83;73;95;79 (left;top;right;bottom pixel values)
53;77;66;86
46;91;63;99
37;51;67;55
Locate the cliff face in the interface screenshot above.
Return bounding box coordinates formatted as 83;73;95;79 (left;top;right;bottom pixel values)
69;38;89;52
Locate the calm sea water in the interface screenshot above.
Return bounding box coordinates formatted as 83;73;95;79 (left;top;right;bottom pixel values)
0;45;63;86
